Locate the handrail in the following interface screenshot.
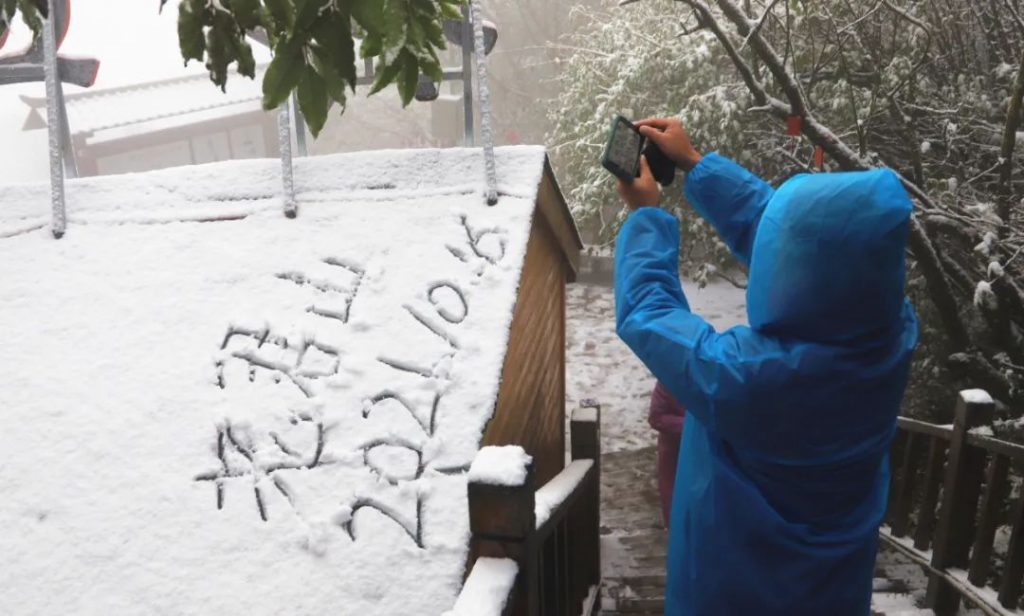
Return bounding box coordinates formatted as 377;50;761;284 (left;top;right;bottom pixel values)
464;402;602;616
879;530;1007;616
535;459;595;537
883;389;1024;616
445;557;519;616
897;416;954;441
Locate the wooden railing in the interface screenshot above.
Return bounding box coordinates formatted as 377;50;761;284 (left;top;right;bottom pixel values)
459;402;602;616
882;388;1024;615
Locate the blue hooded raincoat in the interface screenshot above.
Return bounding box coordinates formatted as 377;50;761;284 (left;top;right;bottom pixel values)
614;154;918;615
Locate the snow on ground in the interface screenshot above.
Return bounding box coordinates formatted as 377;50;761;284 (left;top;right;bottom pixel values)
566;280;748;453
0;147;545;615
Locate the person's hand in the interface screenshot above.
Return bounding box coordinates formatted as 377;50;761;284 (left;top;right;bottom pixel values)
616;156;660;210
635;117;703;171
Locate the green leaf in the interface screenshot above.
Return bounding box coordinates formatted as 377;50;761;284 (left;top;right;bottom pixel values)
351;0;385;33
438;0;463;20
312;49;348;106
3;0;18;22
16;0;42;36
312;11;357;90
368;56;404;96
263;0;293;32
420;53;442;83
229;0;261;30
233;37;257;79
360;33;383;58
397;50;419;106
23;0;44;19
293;0;321;33
204;23;232;90
262;37;306;110
297;64;329;137
177;0;205;64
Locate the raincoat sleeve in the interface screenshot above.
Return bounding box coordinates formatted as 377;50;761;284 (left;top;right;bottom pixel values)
684;153;774;266
614;207;783;442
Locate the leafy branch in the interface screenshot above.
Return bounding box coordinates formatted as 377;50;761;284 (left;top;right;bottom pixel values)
6;0;465;136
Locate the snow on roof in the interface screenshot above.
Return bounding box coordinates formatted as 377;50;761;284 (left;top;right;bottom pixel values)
20;65;267;138
0;146;549;615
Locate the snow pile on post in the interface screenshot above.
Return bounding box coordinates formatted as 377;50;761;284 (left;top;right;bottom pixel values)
467;445;533;486
0;146;546;615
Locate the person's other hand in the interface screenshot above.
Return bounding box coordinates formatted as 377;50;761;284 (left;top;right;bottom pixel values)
617;156;660;210
635;117;703;171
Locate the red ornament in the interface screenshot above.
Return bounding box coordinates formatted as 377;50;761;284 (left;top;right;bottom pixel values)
814;146;825;169
786;115;801;137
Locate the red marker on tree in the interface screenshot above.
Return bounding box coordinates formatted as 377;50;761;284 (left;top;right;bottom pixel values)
787;115;801;137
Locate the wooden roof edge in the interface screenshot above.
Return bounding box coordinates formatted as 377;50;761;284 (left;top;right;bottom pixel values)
536;155;583;280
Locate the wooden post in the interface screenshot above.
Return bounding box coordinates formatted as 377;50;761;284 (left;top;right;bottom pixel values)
998;490;1024;609
890;431;924;537
914;437;948;551
570;401;601;616
968;453;1009;586
468;456;536;616
925;390;995;615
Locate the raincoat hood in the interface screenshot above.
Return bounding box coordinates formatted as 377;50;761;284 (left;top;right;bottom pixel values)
747;169;913;344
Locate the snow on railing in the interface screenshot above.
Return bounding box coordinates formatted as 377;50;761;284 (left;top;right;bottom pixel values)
443;558;519;616
464;402;602;615
534;459;594;529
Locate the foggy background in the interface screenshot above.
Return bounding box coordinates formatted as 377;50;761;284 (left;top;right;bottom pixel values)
0;0;598;185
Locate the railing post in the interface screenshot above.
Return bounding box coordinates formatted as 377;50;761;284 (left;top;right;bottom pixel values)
890;431;924;537
467;447;537;616
914;436;948;551
968;453;1009;587
925;390;995;615
570;400;601;615
998;487;1024;608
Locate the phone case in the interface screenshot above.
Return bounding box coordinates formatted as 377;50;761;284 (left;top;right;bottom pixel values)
644;141;676;186
601;116;645;182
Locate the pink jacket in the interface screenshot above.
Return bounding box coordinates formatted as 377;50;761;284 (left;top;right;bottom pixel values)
648;381;685;435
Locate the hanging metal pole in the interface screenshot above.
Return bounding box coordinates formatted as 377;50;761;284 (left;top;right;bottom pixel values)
42;0;66;238
470;0;498;205
56;79;77;178
291;92;308;157
278;104;297;218
461;6;475;147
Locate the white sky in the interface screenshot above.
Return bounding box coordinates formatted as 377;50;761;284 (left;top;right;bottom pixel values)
0;0;270;184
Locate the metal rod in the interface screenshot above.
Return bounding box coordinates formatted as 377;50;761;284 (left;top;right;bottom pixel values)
56;78;77;178
291;92;308;157
278;105;297;218
461;6;475;147
42;0;66;238
470;0;498;205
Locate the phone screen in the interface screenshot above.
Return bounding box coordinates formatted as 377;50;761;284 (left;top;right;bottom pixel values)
608;120;642;175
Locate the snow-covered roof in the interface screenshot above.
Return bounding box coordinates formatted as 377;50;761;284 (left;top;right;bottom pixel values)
0;146;553;615
20;65;267;141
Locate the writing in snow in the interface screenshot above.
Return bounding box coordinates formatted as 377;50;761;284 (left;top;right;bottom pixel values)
195;213;509;549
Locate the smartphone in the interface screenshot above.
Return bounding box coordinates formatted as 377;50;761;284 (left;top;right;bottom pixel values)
602;115;645;182
601;115;676;186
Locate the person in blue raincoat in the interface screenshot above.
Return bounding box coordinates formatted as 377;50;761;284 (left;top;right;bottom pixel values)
613;117;918;615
